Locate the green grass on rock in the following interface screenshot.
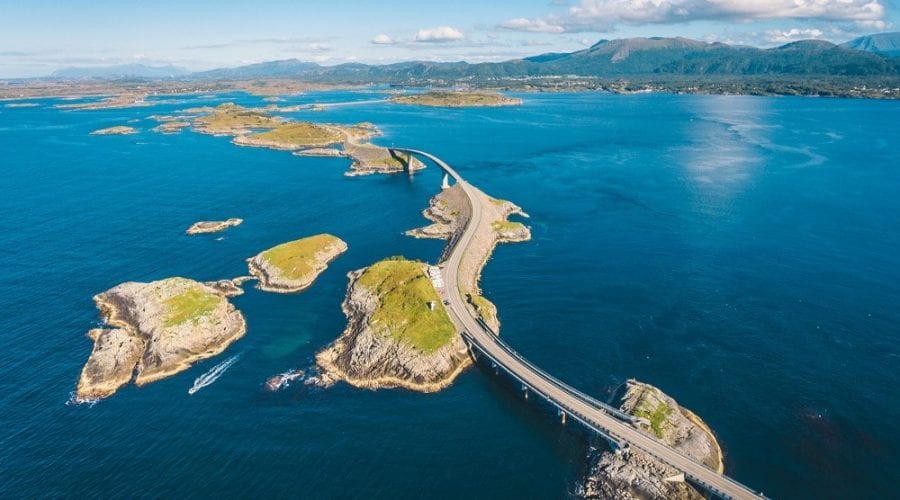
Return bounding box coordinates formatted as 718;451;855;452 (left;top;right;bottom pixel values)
357;258;455;353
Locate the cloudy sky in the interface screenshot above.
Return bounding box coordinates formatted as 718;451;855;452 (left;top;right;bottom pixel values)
0;0;896;77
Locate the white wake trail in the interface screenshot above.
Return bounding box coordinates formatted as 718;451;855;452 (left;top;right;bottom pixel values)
188;353;241;395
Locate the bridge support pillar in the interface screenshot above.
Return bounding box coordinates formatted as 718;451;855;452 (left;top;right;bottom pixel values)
441;172;450;189
558;409;566;425
522;385;529;400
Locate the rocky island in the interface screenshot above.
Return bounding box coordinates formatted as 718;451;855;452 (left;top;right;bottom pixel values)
581;380;724;499
90;125;137;135
184;103;424;175
316;257;470;391
75;277;246;401
247;234;347;293
186;218;243;235
389;90;522;108
149;115;192;134
406;185;530;331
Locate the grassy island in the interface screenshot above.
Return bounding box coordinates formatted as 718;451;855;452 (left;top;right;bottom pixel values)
262;234;343;280
248;234;348;293
390;90;522;108
193;103;282;134
245;121;343;148
358;258;455;353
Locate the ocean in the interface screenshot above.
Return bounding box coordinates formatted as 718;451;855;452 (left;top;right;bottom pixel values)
0;90;897;498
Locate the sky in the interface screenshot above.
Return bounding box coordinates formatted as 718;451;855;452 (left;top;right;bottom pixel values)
0;0;897;78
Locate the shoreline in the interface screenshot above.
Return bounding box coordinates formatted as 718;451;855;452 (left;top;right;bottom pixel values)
247;238;347;293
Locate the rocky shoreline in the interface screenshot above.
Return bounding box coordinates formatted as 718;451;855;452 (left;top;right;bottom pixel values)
76;277;246;401
315;262;470;392
247;234;347;293
186;218;243;235
580;380;724;499
90;125;137;135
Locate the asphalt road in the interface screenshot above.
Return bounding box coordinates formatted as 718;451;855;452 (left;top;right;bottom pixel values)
391;148;764;500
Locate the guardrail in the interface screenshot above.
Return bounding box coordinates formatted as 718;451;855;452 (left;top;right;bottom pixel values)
399;146;765;500
461;329;766;499
473;317;635;423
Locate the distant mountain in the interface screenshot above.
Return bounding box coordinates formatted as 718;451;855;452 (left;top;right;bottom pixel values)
51;64;190;79
193;59;322;79
841;32;900;57
188;36;899;83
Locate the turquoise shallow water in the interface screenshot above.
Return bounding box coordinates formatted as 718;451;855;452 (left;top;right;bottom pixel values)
0;90;898;498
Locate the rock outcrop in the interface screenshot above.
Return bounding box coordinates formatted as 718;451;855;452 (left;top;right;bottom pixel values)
203;279;246;297
186;218;243;235
316;259;470;392
343;144;425;176
247;234;347;293
581;380;724;499
90;126;137;135
76;277;246;401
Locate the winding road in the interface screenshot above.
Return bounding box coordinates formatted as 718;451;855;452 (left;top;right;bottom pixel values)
391;148;765;500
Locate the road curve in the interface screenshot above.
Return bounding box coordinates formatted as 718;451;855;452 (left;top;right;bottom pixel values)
392;148;765;500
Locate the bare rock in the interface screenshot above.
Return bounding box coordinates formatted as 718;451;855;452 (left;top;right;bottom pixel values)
580;380;724;499
75;277;246;401
344;144;425;176
186;218;243;235
90;126;137;135
203;279;245;297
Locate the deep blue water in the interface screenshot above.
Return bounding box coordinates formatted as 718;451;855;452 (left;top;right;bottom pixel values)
1;90;898;498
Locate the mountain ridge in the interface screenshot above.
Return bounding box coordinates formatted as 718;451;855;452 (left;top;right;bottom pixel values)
185;36;900;82
841;32;900;57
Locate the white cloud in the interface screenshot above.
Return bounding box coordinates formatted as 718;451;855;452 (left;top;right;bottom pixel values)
308;42;331;51
501;0;886;33
371;34;396;45
855;19;888;30
765;28;825;43
499;18;565;33
414;26;465;43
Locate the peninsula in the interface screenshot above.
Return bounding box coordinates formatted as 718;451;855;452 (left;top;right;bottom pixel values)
76;277;246;401
247;234;347;293
406;184;530;331
315;257;470;391
582;380;724;499
90;126;137;135
389;91;522;108
58;93;150;110
186;218;243;235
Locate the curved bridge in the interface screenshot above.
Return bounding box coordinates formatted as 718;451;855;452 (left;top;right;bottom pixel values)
390;148;765;500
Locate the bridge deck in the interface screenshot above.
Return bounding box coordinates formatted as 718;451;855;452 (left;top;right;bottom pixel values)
390;148;765;500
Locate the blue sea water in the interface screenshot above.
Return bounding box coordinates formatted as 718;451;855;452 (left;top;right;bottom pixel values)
0;90;898;498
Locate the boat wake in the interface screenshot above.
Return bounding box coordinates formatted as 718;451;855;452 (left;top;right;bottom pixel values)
188;353;241;395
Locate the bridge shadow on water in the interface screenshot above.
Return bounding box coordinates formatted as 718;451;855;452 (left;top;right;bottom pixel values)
467;352;613;476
